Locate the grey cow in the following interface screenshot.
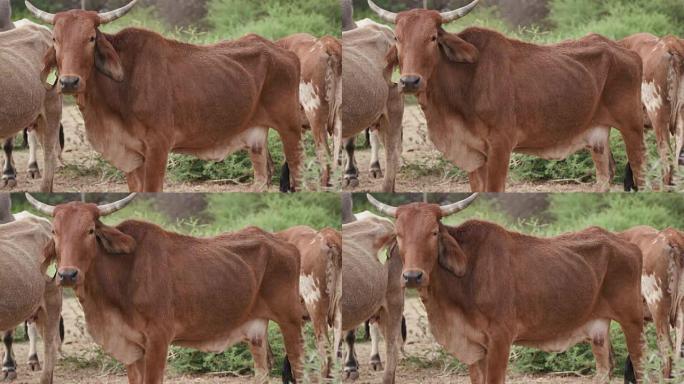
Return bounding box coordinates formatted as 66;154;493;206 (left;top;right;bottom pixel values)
340;13;404;192
0;12;62;192
341;213;404;383
0;195;61;384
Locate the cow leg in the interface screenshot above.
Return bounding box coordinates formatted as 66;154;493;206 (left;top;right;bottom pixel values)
27;322;40;371
468;166;487;192
619;318;644;383
381;84;403;193
277;126;303;193
247;127;271;192
26;129;41;180
484;143;511;192
468;358;487;384
35;281;61;384
308;110;332;188
676;114;684;168
142;146;169;192
675;302;683;360
588;126;612;192
484;330;512;384
377;305;402;384
125;167;145;192
615;118;646;191
37;89;61;193
652;309;674;378
246;320;269;384
343;137;359;188
279;319;304;383
589;319;612;383
311;314;332;378
2;137;17;189
125;359;144;384
368;129;383;179
369;321;382;371
142;332;170;384
343;330;359;380
2;330;16;381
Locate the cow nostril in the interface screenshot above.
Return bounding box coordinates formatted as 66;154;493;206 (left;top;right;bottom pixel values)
400;76;421;88
59;77;80;88
402;271;423;284
58;269;78;281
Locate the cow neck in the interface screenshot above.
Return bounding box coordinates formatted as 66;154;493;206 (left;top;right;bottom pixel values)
420;57;475;121
78;246;134;312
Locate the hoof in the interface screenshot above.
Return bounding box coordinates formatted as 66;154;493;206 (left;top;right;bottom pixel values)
2;369;16;381
28;356;40;371
344;176;359;188
343;368;359;381
2;177;16;189
28;165;41;180
370;354;383;371
370;168;383;179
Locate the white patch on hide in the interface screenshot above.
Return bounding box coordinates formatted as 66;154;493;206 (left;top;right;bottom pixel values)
299;82;321;113
642;81;663;113
299;274;321;306
642;273;663;306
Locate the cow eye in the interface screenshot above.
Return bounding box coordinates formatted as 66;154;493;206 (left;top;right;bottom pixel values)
51;229;55;234
89;36;96;43
88;228;95;235
431;35;437;42
432;231;438;236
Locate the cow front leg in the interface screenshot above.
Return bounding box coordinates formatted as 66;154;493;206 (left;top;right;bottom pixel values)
2;330;16;381
380;83;403;193
2;137;17;189
468;166;487;192
484;143;511;192
125;359;144;384
142;334;170;384
142;146;169;192
27;322;40;371
484;330;512;384
468;358;487;384
369;321;382;371
368;129;383;179
343;330;359;380
26;129;41;180
246;320;269;384
126;166;145;192
589;319;613;383
35;281;61;384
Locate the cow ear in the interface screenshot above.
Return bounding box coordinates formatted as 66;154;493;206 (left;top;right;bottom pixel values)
385;44;399;78
438;226;467;277
41;45;57;89
438;33;479;63
95;225;136;254
42;238;57;275
94;31;124;82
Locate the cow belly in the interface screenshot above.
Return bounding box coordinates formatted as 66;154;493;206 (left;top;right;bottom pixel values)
516;318;610;353
181;127;268;162
427;307;485;365
175;319;268;353
340;253;387;330
86;308;144;365
518;126;610;160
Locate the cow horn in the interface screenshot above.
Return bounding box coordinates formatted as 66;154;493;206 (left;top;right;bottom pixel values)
366;194;398;217
24;193;56;216
98;0;137;24
367;0;397;24
439;193;478;217
440;0;479;23
24;1;55;24
97;193;137;216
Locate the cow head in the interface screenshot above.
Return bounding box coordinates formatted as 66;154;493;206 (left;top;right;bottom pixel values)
367;193;478;288
25;0;137;94
368;0;479;94
25;193;137;287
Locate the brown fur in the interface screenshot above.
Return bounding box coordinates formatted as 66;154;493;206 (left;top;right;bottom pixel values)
391;202;645;383
385;9;646;192
43;10;303;192
44;202;305;383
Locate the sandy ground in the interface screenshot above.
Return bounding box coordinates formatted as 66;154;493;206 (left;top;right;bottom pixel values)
343;105;623;193
349;297;624;384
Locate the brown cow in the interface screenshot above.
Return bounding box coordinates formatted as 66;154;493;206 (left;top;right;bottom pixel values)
276;34;342;188
26;0;303;192
620;33;684;187
368;0;646;192
25;193;305;384
367;193;645;383
276;226;342;380
619;226;684;378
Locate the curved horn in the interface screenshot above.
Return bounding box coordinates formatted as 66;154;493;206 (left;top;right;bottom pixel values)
366;194;398;217
97;193;137;216
25;193;56;216
367;0;397;24
98;0;137;24
440;0;479;23
24;1;55;24
439;193;478;217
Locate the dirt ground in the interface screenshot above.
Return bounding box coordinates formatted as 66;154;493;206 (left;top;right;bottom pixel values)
9;297;619;384
343;105;623;193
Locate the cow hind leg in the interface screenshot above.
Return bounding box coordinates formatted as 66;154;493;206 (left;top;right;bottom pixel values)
2;330;16;381
369;129;383;179
343;137;359;188
2;137;17;189
589;319;612;383
246;321;269;384
619;318;644;384
343;330;359;380
246;127;270;192
275;125;303;193
652;311;674;378
279;319;303;383
27;322;40;371
369;321;382;371
587;126;612;192
615;121;646;192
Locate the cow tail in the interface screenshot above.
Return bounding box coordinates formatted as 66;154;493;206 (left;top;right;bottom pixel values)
667;50;683;135
279;162;291;193
623;163;636;192
325;233;342;329
324;40;342;158
623;355;636;384
668;243;683;325
281;355;294;383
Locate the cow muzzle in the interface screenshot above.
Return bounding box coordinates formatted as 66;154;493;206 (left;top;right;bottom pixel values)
57;268;79;286
59;76;82;94
399;75;422;94
402;269;426;288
